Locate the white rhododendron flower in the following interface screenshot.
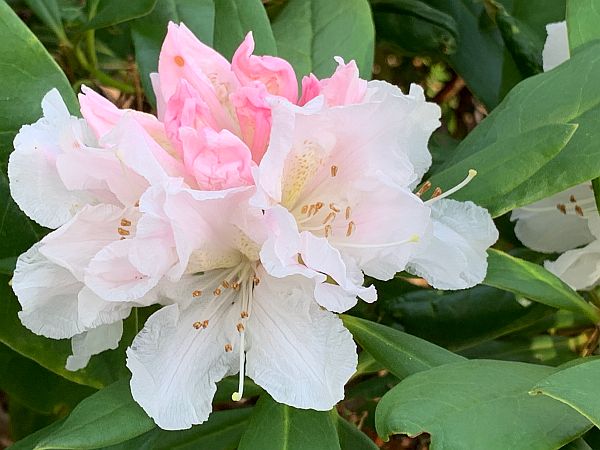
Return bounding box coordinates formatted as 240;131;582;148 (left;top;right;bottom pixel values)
512;21;600;291
8;21;498;430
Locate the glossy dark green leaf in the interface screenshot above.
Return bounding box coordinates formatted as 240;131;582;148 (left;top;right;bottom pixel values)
484;249;600;322
271;0;374;79
213;0;276;59
102;408;253;450
426;123;577;217
238;394;340;450
341;315;463;379
0;343;94;415
35;379;154;449
567;0;600;51
336;414;378;450
376;360;592;448
441;42;600;216
532;358;600;427
130;0;215;103
23;0;66;41
9;419;65;450
85;0;158;30
380;285;552;350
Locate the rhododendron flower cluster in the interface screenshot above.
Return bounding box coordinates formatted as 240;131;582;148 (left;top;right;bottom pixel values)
8;23;497;430
512;21;600;291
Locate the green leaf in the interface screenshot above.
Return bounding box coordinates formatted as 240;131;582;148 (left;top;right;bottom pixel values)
238;394;340;450
371;0;458;56
441;41;600;215
9;419;65;450
336;414;378;450
102;408;253;450
35;379;154;449
381;285;553;350
0;343;94;415
376;360;592;448
567;0;600;52
0;255;16;275
532;358;600;428
23;0;66;41
483;249;600;322
271;0;374;79
213;0;276;59
0;0;77;259
130;0;215;104
85;0;158;30
341;315;463;379
0;274;132;389
426;123;577;217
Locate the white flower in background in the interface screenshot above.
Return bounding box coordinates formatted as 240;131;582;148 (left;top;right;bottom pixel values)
511;21;600;291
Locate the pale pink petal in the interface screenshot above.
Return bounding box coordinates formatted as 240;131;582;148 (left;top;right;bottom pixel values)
231;83;272;163
231;32;298;102
298;74;321;106
66;321;124;371
318;57;367;107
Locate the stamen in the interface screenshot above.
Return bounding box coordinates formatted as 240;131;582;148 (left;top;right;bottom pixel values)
134;201;140;207
120;218;131;227
225;343;233;352
575;205;584;216
570;195;577;203
425;169;477;204
308;204;316;216
236;323;245;332
213;288;222;296
315;202;324;211
202;320;209;328
253;276;260;286
240;311;249;318
232;282;240;291
325;224;332;237
222;280;230;289
118;227;130;236
345;206;351;220
336;234;420;249
174;55;185;67
431;187;443;198
329;203;341;213
415;181;432;197
331;165;338;177
192;321;202;330
192;290;202;298
322;212;336;224
301;205;309;214
346;221;356;237
557;203;567;214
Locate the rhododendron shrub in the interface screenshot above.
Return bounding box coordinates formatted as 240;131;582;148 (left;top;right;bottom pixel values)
2;1;600;448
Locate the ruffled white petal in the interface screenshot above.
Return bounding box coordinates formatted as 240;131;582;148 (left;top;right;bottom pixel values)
544;240;600;291
408;199;499;290
511;183;596;253
127;270;239;430
246;269;357;410
8;90;96;228
543;21;570;72
66;321;123;371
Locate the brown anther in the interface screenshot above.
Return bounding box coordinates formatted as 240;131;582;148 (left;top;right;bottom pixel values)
240;311;249;319
213;288;222;296
224;343;233;352
322;212;336;225
118;227;130;236
253;276;260;286
570;195;577;203
556;203;567;214
222;280;230;289
174;55;185;67
232;282;240;291
120;237;126;240
120;218;132;227
192;290;202;298
431;187;443;198
575;205;584;217
346;221;356;237
236;323;245;332
308;204;316;216
301;205;309;214
134;201;140;207
315;202;324;211
331;165;338;177
325;224;332;237
415;181;432;197
202;320;209;328
329;203;341;213
193;321;202;330
345;206;351;220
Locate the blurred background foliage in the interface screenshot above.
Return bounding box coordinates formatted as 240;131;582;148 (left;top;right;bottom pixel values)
5;0;600;449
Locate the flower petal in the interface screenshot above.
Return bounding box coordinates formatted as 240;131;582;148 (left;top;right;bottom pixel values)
511;183;596;253
318;57;367;107
544;240;600;291
543;21;570;72
127;270;239;430
408;199;499;290
66;321;123;371
246;269;357;410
